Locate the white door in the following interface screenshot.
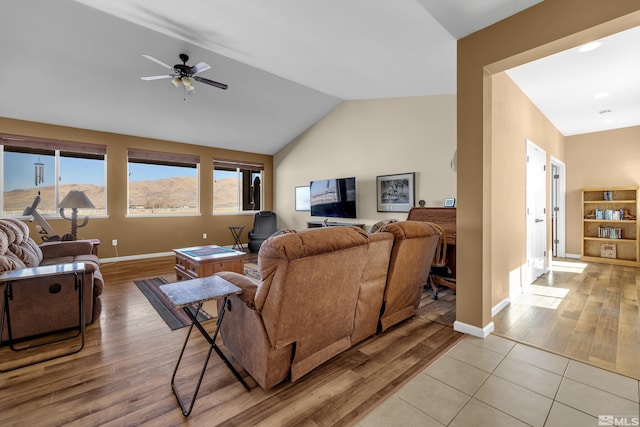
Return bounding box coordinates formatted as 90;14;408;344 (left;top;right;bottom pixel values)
526;140;547;285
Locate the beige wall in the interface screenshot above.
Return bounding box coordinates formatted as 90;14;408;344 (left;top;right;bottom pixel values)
491;73;565;307
565;125;640;255
458;1;640;332
0;117;273;258
273;96;457;231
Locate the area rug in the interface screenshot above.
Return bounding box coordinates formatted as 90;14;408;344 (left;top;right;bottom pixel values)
134;277;213;330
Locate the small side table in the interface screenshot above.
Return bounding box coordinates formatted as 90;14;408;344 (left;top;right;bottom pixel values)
160;275;250;416
0;262;86;372
229;226;244;251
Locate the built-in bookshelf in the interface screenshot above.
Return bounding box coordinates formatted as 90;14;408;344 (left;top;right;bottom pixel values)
581;186;639;266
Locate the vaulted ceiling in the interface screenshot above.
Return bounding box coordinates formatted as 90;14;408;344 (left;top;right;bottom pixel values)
1;1;638;155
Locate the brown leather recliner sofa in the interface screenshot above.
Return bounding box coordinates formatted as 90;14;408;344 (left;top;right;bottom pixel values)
377;220;441;332
216;220;440;389
0;218;104;342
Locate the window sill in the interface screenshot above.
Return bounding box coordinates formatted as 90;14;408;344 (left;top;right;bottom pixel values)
212;211;260;216
125;213;202;218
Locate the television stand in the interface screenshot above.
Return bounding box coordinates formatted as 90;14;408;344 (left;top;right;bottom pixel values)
307;221;365;229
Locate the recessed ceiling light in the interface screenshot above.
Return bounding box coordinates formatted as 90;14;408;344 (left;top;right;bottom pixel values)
594;92;611;99
579;41;602;52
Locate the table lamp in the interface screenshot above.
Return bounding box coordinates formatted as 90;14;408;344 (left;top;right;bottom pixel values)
58;190;95;240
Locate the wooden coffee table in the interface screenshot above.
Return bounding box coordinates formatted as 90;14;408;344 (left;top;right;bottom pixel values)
174;245;245;281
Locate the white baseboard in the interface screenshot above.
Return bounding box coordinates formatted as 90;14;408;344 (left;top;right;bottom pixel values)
98;244;246;264
454;320;495;338
491;296;511;317
99;251;173;264
565;253;580;259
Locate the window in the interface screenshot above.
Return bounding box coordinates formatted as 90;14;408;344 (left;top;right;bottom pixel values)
1;135;106;216
213;159;264;213
127;149;199;215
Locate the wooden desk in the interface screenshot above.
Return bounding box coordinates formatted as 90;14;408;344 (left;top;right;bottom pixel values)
407;207;457;278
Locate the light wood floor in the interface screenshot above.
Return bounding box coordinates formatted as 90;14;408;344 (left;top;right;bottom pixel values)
0;256;460;426
493;258;640;380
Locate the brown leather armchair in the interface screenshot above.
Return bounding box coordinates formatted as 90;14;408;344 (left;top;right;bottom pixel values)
0;218;103;342
377;221;440;332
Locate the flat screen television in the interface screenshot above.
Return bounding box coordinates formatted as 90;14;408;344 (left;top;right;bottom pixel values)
310;177;357;219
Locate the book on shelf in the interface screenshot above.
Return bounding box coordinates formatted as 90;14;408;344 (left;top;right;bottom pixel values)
600;243;617;258
597;226;622;239
593;209;625;220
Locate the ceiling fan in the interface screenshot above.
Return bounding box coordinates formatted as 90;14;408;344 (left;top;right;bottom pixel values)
141;53;228;94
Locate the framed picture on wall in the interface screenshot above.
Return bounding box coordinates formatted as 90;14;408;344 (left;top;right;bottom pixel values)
295;185;310;211
376;172;415;212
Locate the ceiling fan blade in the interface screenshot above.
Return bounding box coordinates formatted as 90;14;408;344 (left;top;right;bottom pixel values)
191;62;211;75
141;75;174;81
193;75;228;90
142;54;174;70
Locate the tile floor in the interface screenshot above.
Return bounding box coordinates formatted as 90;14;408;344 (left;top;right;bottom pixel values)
358;334;640;427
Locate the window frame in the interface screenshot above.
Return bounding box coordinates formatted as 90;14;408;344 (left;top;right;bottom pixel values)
0;134;107;218
213;159;264;214
126;148;201;217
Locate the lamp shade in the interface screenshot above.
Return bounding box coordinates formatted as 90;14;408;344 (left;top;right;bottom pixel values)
58;190;95;209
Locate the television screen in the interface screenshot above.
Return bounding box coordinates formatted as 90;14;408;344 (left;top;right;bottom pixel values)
310;177;357;219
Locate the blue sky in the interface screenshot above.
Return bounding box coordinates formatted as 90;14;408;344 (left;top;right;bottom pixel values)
4;152;105;191
128;162;197;182
4;152;203;191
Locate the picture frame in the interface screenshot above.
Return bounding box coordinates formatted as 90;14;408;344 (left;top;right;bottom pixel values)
444;198;456;207
295;185;310;211
376;172;415;212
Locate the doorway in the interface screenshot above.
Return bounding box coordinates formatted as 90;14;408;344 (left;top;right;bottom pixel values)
526;140;547;286
550;157;566;258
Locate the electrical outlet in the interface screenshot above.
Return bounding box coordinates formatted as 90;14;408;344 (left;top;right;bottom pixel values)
112;239;118;246
202;233;207;239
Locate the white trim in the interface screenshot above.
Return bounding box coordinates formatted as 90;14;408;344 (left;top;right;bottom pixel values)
124;213;202;218
98;244;245;264
212;211;257;216
453;320;495;338
565;253;581;259
491;296;511;317
100;251;173;264
550;157;566;258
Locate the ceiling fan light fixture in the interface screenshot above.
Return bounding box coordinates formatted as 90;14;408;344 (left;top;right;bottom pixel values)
142;54;228;95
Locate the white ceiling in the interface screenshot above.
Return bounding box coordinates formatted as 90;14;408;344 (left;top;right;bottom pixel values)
507;25;640;136
1;0;637;155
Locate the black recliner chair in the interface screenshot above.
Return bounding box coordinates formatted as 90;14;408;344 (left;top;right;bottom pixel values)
248;211;278;253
